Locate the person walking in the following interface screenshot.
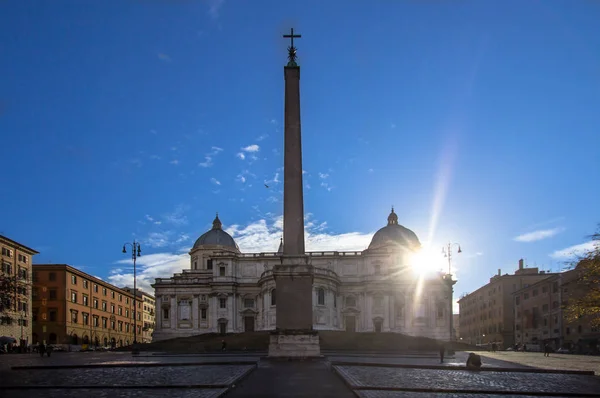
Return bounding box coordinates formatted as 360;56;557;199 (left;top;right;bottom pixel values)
544;343;551;357
439;344;445;363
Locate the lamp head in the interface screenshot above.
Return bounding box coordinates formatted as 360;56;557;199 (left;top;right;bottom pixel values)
122;246;126;254
458;245;462;254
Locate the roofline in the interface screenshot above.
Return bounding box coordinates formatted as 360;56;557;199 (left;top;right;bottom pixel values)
32;263;137;298
511;271;564;294
0;235;39;254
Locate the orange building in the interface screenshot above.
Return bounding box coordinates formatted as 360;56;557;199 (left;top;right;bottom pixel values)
32;264;140;348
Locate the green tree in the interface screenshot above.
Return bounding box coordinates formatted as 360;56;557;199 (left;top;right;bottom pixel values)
0;273;19;323
563;226;600;327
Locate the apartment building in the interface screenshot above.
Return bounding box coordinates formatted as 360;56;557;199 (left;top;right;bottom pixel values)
0;235;39;348
121;287;155;343
32;264;139;348
515;263;600;353
458;259;556;349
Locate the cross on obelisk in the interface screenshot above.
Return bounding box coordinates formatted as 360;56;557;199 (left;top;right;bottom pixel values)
269;28;319;357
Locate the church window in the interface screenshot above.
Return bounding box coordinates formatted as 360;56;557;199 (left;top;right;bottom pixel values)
201;295;206;301
374;264;381;275
346;296;356;307
437;304;444;318
194;261;197;269
163;308;169;319
244;299;254;308
201;308;207;319
317;288;325;305
219;298;227;308
219;266;226;276
207;259;213;270
271;289;276;306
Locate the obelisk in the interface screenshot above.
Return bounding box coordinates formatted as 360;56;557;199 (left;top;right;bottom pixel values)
268;28;320;357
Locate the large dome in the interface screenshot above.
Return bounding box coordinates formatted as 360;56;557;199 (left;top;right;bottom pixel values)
367;208;421;251
193;214;240;251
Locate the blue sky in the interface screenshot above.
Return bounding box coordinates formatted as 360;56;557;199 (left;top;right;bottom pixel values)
2;1;599;312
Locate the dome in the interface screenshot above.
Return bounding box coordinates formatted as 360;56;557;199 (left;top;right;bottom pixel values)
367;208;421;251
193;213;240;251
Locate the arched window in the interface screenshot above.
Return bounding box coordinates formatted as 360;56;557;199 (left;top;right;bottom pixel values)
271;289;276;306
317;288;325;306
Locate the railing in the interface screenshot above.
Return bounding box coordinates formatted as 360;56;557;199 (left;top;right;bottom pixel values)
209;250;364;258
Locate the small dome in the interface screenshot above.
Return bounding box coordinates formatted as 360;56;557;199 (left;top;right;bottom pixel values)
368;208;421;251
193;213;240;251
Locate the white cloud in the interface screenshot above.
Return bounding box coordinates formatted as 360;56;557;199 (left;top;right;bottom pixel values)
169;159;179;165
211;177;221;185
318;172;329;179
550;240;598;259
109;252;189;293
236;174;246;183
198;146;224;167
198;156;213;167
236;152;245;160
270;119;277;125
242;144;260;152
256;134;269;141
305;183;311;189
514;227;564;242
146;232;171;248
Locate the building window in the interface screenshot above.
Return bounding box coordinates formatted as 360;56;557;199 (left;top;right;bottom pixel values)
533;289;538;297
102;302;107;311
49;289;57;300
219;266;226;276
346;296;356;307
49;272;56;281
1;247;13;257
219;298;227;308
112;291;115;299
83;313;89;325
94;284;99;293
207;259;213;270
71;291;77;303
102;318;107;328
93;316;99;327
83;280;88;289
93;299;99;309
317;288;325;305
71;311;78;324
515;296;520;305
83;295;89;306
194;261;198;269
111;304;115;313
71;275;77;285
437;304;444;318
271;289;276;306
126;309;129;317
118;306;123;316
119;294;122;302
163;308;169;319
201;308;207;319
103;288;107;296
244;299;254;308
49;310;57;322
374;264;381;275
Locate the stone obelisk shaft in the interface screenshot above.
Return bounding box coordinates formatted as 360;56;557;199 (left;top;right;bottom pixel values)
283;66;305;256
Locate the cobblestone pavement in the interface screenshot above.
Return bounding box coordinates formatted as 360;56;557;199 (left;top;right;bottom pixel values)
334;365;600;395
357;392;544;398
1;388;227;398
472;351;600;375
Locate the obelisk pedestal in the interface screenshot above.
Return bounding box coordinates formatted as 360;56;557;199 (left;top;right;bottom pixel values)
268;30;320;358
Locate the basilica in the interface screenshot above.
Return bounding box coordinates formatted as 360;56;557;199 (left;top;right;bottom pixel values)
151;208;454;342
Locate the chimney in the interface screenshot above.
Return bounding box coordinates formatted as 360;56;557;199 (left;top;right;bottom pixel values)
518;259;524;270
498;268;501;276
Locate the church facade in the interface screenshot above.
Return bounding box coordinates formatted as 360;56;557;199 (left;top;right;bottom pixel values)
151;209;453;342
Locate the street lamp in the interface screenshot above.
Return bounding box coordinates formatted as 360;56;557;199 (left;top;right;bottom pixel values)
122;241;141;345
442;242;461;343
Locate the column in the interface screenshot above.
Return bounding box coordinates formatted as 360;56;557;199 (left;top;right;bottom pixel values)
192;295;199;330
383;295;390;331
170;296;177;329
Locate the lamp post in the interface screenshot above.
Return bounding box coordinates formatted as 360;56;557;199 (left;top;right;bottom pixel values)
19;311;25;352
122;241;141;346
442;242;461;342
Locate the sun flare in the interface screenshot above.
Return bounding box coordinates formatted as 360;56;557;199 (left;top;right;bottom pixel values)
411;247;446;277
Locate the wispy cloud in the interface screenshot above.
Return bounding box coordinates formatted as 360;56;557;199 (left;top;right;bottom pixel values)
198;146;224;167
163;205;189;226
207;0;225;19
236;152;245;160
157;53;172;62
550;240;598;259
144;215;162;225
150;155;161;160
242;144;260;152
318;172;329;179
211;177;221;185
514;227;564;242
169;159;179;165
256;134;269;141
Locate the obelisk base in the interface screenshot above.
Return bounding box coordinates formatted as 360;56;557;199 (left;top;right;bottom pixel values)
268;329;321;358
268;255;321;358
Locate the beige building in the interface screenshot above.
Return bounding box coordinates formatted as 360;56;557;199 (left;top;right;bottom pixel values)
458;259;555;349
0;235;39;348
32;264;138;348
515;263;600;353
453;314;460;339
121;287;155;343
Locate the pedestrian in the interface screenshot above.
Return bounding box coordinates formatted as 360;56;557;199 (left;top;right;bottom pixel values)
221;340;227;351
39;342;46;357
544;344;551;357
466;352;482;369
439;344;445;363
